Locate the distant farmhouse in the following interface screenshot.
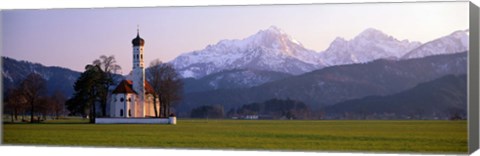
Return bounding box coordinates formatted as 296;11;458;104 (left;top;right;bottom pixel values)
108;29;159;118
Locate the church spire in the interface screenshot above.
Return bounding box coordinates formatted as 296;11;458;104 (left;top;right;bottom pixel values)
131;25;145;47
137;25;140;37
131;25;146;117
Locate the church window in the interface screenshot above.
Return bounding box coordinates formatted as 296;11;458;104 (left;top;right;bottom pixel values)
128;98;131;102
140;54;143;59
120;109;124;117
128;109;132;117
120;98;124;102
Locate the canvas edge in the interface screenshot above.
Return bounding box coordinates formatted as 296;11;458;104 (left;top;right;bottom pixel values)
469;1;480;155
0;9;4;145
0;1;475;156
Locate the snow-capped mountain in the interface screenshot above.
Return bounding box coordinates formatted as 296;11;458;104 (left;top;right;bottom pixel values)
183;69;292;93
170;26;468;79
170;26;325;78
402;29;469;59
319;28;422;66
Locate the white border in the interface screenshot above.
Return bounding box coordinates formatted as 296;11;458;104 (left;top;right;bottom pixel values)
0;1;476;156
0;0;471;10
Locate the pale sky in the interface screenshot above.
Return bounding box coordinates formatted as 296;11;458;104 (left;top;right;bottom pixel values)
1;1;468;72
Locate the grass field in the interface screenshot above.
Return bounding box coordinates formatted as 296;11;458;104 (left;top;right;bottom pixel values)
2;119;467;154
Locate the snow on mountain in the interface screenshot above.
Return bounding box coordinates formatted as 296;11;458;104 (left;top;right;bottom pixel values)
183;69;292;93
402;29;469;59
204;69;288;89
170;26;467;79
170;26;325;78
319;28;422;66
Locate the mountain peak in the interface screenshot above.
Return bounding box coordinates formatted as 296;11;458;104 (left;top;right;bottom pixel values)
248;26;304;48
360;27;383;34
254;25;288;39
263;25;285;34
450;29;469;39
402;29;469;59
356;28;390;40
320;27;422;66
170;26;322;78
332;37;347;42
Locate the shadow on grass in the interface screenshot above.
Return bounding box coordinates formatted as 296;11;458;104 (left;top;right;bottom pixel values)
3;118;90;124
3;122;90;124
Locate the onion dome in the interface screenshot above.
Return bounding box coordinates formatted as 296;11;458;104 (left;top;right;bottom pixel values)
131;29;145;46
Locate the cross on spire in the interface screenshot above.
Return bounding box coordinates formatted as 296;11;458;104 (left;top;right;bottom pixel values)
137;25;140;36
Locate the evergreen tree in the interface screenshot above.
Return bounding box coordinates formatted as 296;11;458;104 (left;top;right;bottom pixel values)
92;55;121;117
66;64;108;123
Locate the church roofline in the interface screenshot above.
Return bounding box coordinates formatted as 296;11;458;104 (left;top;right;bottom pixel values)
112;79;156;95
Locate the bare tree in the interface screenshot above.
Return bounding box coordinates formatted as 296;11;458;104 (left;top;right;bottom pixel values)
93;55;122;80
92;55;121;116
36;96;50;121
146;59;162;117
49;91;67;119
19;73;47;123
147;59;183;118
4;87;28;122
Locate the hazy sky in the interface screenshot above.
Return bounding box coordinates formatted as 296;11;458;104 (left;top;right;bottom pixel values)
2;1;468;72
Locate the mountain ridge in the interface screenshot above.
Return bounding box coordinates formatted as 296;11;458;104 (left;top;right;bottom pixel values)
319;28;422;66
170;26;467;79
170;26;325;79
2;56;81;97
177;52;467;112
402;29;469;59
324;74;467;119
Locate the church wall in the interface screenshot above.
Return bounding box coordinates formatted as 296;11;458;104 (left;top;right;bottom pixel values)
109;93;160;118
110;94;125;117
144;94;160;117
110;93;138;118
96;118;171;124
127;94;137;117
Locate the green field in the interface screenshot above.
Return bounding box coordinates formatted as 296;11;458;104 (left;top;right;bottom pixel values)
2;119;467;154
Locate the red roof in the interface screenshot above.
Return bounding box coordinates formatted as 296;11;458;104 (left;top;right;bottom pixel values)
112;80;156;95
144;81;155;94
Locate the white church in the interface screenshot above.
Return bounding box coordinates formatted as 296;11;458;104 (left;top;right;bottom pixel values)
108;29;161;118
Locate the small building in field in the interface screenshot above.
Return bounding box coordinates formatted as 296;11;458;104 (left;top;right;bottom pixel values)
244;115;259;120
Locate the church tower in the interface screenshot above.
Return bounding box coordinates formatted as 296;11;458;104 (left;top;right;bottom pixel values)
131;28;146;117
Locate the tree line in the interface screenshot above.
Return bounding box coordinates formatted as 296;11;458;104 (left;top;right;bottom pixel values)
3;55;182;123
4;73;67;123
190;98;312;120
